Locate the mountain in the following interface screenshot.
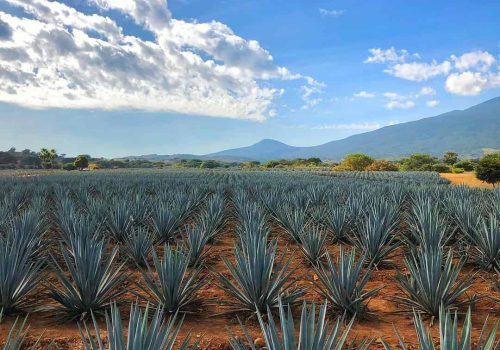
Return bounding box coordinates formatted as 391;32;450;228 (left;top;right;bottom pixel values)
207;97;500;161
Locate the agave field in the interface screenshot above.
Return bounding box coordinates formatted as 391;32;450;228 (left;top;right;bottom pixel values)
0;169;498;350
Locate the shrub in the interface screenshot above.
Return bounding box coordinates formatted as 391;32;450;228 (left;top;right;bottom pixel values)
74;155;89;170
452;167;465;173
432;163;452;173
340;153;374;171
399;153;437;171
62;163;77;171
366;160;399;171
476;153;500;186
454;160;475;171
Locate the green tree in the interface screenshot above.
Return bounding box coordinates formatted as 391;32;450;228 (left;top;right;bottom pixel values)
200;160;220;169
340;153;374;171
453;160;475;171
443;151;459;165
399;153;437;171
63;163;77;171
38;148;58;169
74;155;89;170
475;153;500;187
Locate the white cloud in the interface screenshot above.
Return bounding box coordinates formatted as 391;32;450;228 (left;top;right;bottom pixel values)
386;100;415;110
426;100;439;107
451;50;495;71
418;86;436;96
384;60;451;81
445;71;500;96
383;92;415;109
364;47;413;64
300;78;326;109
353;91;375;98
0;0;314;121
311;122;382;130
319;9;345;17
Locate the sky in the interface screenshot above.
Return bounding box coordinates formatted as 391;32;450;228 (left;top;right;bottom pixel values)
0;0;499;157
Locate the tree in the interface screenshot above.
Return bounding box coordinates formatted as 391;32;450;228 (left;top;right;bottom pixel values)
475;153;500;187
453;160;475;171
399;153;437;171
74;155;89;170
199;160;220;169
39;148;58;169
365;159;399;171
443;151;459;165
340;153;374;171
63;163;77;171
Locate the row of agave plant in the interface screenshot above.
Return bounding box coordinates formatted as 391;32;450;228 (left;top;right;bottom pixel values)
0;169;498;349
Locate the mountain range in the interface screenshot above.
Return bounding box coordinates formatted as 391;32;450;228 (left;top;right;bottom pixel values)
123;97;500;162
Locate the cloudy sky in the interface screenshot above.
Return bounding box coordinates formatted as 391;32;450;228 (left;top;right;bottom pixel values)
0;0;499;157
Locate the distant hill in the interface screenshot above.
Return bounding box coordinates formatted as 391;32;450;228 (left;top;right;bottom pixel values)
207;97;500;161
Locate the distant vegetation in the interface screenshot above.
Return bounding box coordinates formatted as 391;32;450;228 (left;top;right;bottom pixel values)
1;146;498;185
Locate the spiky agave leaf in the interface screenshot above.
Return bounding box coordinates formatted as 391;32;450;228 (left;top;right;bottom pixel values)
393;249;474;317
199;194;226;242
467;214;499;270
80;302;195;350
123;226;155;267
107;199;132;243
325;205;351;243
351;200;400;267
150;203;184;244
137;245;204;314
0;234;43;314
299;225;327;265
229;299;372;350
381;305;499;350
48;237;127;319
275;206;308;244
218;236;305;314
1;315;48;350
408;198;450;252
183;224;211;267
313;247;381;318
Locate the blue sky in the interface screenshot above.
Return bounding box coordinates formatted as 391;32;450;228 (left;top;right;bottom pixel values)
0;0;499;157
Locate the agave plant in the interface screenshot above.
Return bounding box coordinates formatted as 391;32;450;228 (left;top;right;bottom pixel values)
137;245;204;314
0;234;43;314
351;200;400;267
408;198;450;252
107;200;132;242
393;249;474;317
151;203;183;243
80;302;196;350
466;214;499;270
299;225;327;265
199;194;226;242
123;226;155;267
381;305;498;350
183;224;211;267
313;247;381;318
218;236;305;314
0;314;51;350
5;209;45;261
324;206;351;243
275;206;308;243
48;237;127;319
229;299;372;350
